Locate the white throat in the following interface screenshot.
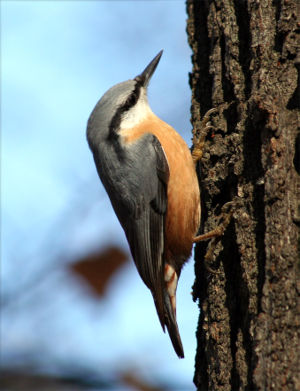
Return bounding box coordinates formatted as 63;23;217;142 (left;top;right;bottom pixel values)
120;89;153;129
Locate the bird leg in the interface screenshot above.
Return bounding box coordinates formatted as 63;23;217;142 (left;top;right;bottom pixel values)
191;107;218;165
193;201;234;243
194;201;235;274
192;103;236;272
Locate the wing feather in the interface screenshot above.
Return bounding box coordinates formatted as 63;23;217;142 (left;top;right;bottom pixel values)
93;133;169;330
123;135;169;329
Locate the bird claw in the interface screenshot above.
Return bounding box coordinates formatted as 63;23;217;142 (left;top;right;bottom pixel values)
194;200;240;274
191;102;235;165
192;107;218;165
193;201;237;243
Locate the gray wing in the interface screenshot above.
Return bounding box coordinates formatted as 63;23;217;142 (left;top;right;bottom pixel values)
90;133;169;329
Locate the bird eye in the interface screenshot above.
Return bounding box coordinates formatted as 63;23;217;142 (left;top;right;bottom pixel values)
124;91;138;109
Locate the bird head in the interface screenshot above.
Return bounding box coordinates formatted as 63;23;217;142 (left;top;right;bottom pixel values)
87;51;163;144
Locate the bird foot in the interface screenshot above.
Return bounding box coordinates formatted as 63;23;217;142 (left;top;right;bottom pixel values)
191;107;218;165
191;102;234;165
193;201;234;243
193;201;237;274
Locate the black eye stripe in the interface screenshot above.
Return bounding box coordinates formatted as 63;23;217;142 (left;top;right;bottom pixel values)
123;83;140;111
124;90;138;109
109;82;141;136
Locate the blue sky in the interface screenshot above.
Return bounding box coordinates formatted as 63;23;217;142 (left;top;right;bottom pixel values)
2;1;198;389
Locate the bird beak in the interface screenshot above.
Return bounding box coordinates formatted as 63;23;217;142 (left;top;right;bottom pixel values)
135;50;163;87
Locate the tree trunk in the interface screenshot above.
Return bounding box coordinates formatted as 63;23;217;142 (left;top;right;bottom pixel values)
186;1;299;390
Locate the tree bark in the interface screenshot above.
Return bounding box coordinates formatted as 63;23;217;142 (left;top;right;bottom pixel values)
186;1;299;390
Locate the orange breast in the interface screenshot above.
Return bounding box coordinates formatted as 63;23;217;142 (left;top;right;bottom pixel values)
120;114;200;264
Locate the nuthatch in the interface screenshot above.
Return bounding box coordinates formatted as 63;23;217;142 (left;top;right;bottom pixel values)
87;51;203;358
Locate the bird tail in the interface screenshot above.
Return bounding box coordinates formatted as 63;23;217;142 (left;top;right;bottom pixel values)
153;263;184;358
163;289;184;358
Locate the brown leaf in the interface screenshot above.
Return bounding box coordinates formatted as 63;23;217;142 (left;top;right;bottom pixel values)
121;371;167;391
70;247;128;297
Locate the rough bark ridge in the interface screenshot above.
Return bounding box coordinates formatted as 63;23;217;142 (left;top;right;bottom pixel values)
186;1;299;390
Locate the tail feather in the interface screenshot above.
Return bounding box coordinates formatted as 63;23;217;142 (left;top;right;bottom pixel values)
153;289;184;358
164;290;184;358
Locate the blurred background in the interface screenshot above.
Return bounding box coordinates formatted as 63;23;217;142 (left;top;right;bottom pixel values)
1;1;198;390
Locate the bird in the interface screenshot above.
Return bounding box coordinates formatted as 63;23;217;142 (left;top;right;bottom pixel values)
87;50;201;358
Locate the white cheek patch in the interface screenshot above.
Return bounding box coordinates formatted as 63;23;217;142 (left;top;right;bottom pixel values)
120;90;153;129
164;263;178;314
